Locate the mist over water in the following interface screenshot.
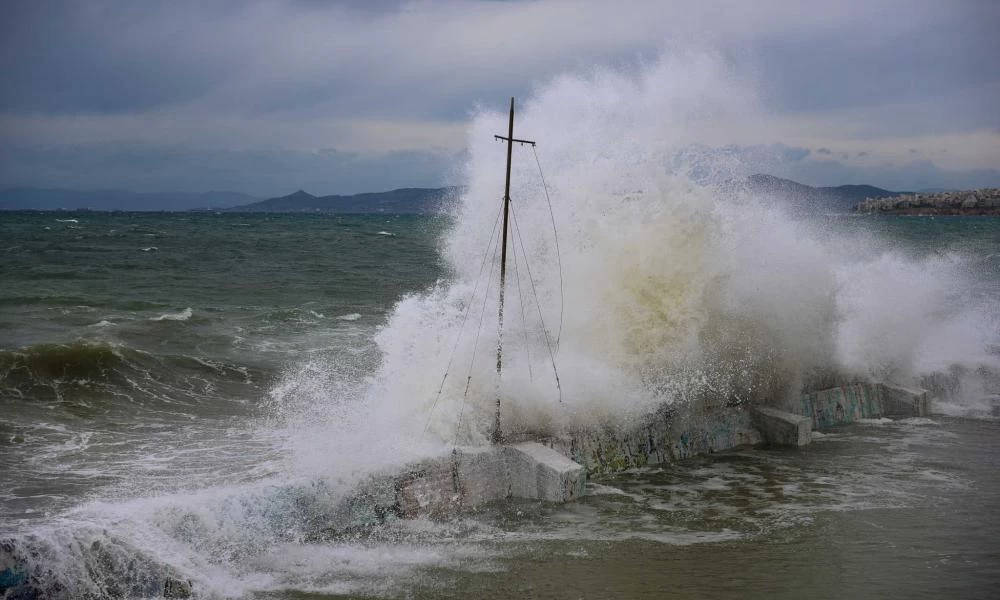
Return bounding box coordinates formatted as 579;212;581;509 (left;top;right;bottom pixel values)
365;52;1000;448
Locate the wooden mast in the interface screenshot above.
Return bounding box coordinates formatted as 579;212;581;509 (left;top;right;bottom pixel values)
492;97;534;444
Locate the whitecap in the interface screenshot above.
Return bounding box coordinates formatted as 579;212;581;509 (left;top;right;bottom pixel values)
91;320;116;328
56;218;79;223
377;231;394;236
151;307;193;321
336;313;362;321
140;246;158;252
856;418;895;426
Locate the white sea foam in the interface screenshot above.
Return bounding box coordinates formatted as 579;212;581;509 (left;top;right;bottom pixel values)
333;50;1000;450
151;307;193;321
856;418;895;426
336;313;362;321
56;218;79;223
377;231;395;236
140;246;158;252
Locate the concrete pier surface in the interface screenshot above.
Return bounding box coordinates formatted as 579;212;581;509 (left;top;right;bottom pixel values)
752;407;812;446
318;381;935;534
389;382;932;518
394;441;586;517
548;381;931;478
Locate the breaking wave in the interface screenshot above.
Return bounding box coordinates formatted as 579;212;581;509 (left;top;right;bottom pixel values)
352;51;1000;447
0;341;265;414
151;307;193;321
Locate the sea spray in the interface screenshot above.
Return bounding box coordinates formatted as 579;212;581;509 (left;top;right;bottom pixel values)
358;51;1000;447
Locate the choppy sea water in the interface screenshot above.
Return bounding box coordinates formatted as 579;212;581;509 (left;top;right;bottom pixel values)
1;211;998;598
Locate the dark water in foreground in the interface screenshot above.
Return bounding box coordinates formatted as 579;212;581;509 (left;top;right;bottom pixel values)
1;212;998;598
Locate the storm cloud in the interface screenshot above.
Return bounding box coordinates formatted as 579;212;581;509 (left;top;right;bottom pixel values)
1;0;997;194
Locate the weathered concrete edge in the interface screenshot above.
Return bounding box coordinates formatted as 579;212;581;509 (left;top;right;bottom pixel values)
752;406;812;447
342;382;932;522
548;381;932;477
797;382;930;429
390;441;585;518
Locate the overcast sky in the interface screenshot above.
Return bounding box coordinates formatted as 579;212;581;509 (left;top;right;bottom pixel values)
1;0;997;195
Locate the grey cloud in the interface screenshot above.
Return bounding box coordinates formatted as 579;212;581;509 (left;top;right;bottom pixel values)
0;143;460;196
1;0;998;193
0;1;247;114
756;3;998;121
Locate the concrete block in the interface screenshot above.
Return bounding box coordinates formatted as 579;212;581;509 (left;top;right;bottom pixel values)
800;383;883;428
396;455;459;517
453;446;511;506
881;385;929;417
505;442;586;502
752;407;812;446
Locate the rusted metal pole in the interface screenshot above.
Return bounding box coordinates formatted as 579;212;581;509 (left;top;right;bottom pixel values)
492;97;515;445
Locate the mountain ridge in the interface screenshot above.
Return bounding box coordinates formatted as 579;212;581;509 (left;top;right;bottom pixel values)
1;176;904;213
744;174;902;213
222;187;461;214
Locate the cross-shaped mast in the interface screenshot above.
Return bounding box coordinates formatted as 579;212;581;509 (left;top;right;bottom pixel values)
491;97;535;445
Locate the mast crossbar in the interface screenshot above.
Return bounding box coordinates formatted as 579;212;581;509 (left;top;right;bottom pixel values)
494;134;535;146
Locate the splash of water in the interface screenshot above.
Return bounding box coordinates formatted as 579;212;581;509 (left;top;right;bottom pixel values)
357;51;999;448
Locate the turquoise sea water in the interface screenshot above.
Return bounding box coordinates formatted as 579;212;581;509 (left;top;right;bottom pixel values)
1;211;998;598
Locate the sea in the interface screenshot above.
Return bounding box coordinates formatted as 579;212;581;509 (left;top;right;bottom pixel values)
1;209;998;599
3;58;1000;598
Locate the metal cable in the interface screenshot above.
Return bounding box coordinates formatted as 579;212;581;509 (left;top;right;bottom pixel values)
509;200;562;403
510;229;534;381
422;202;504;436
454;224;502;445
531;145;564;352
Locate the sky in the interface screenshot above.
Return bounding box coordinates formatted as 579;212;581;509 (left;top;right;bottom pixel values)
1;0;998;196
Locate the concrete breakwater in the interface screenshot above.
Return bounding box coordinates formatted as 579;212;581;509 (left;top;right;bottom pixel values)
547;382;928;477
327;382;930;521
0;383;931;599
855;188;1000;215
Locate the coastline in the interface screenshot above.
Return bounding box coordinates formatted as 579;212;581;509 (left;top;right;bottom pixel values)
855;188;1000;215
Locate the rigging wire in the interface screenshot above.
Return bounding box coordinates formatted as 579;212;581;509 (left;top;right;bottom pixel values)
453;213;503;446
509;199;562;403
509;228;534;382
422;202;504;437
531;145;564;352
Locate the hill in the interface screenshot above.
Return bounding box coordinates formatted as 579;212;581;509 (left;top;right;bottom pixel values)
225;187;460;214
745;174;901;213
0;188;257;211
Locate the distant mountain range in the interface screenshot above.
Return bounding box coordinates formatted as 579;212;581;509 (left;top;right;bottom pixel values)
0;177;903;213
744;174;902;213
224;187;461;214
